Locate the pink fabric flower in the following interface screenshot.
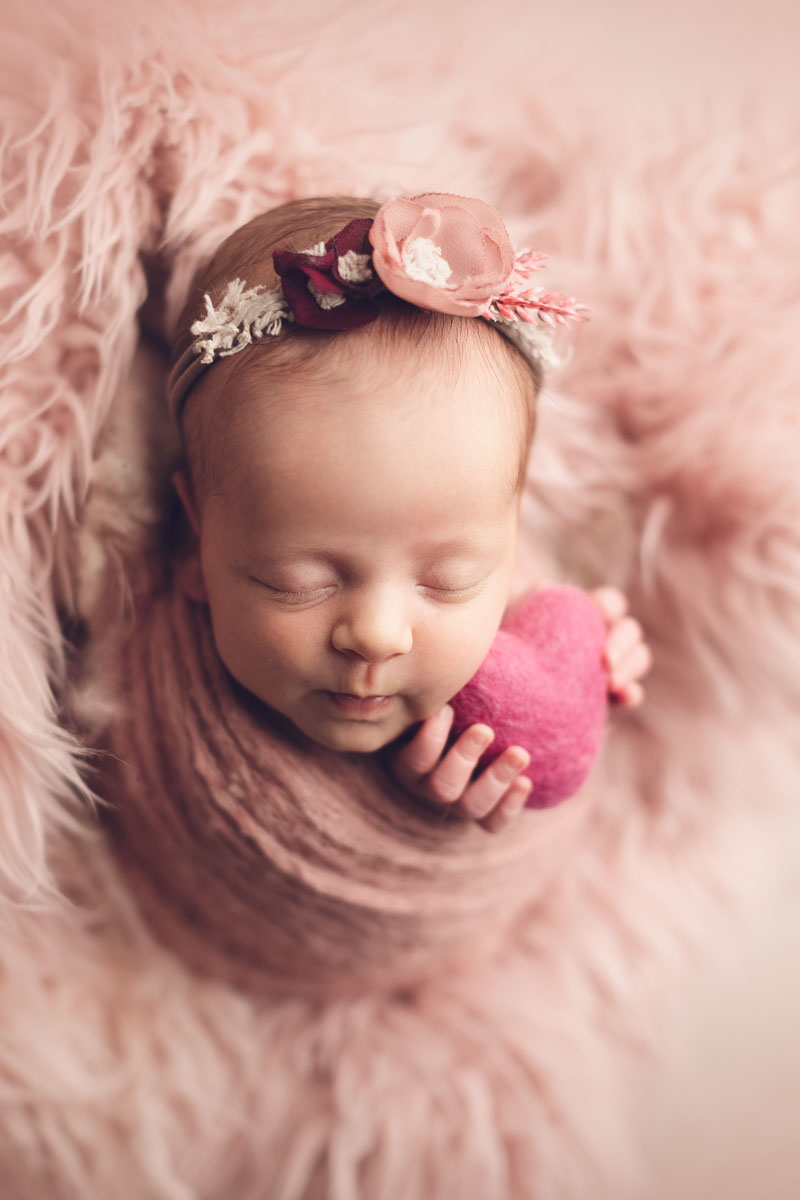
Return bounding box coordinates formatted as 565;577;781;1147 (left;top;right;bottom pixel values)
368;193;515;317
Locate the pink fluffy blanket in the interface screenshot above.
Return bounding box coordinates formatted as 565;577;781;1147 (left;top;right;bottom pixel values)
2;1;800;1197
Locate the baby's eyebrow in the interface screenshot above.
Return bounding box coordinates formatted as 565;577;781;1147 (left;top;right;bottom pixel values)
248;540;488;570
244;553;326;577
247;549;332;566
413;537;486;557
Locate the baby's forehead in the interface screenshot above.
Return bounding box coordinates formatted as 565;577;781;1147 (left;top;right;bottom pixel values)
190;316;533;506
228;345;518;448
233;313;526;406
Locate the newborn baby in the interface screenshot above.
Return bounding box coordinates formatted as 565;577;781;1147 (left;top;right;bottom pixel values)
167;192;651;835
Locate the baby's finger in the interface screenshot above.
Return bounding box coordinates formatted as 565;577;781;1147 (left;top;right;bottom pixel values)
423;725;495;805
478;776;533;834
591;587;628;625
455;746;531;820
390;705;454;788
603;616;644;669
610;679;645;708
608;641;653;689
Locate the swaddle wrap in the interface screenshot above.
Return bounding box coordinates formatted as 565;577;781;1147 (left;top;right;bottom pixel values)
99;582;593;997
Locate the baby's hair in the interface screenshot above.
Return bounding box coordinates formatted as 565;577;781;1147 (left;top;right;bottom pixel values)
169;196;543;512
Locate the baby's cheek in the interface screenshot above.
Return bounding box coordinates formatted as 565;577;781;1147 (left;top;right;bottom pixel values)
208;595;299;680
247;611;322;676
416;616;500;711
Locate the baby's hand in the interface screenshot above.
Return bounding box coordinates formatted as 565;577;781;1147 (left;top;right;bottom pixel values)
385;706;532;835
590;586;653;706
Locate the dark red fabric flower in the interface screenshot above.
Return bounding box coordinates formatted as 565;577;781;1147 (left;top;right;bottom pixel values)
272;218;385;330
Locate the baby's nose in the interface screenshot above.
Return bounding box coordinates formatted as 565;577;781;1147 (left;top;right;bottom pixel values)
331;591;413;662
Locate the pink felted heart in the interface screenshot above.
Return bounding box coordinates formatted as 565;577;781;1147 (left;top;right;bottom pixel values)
448;585;609;808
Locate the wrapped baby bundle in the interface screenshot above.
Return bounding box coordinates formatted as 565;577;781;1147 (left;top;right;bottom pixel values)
99;580;594;999
5;3;800;1196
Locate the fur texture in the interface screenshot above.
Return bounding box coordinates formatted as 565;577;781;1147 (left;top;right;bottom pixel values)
1;0;799;1196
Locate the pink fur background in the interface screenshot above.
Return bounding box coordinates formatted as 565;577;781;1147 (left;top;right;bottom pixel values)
1;0;799;1196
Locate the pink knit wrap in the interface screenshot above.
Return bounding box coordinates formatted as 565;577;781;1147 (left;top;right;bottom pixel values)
99;583;594;998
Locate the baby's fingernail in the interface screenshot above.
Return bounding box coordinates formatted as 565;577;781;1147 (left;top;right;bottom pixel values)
467;728;493;752
511;778;533;803
437;705;454;724
502;778;532;817
497;752;529;781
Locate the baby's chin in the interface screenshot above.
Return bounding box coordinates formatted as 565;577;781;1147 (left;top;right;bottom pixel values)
300;715;413;755
291;699;431;755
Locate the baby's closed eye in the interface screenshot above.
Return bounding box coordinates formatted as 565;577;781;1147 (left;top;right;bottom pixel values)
250;578;337;605
417;577;487;602
254;578;485;606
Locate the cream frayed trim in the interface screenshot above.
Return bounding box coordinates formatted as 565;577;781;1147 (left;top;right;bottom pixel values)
190;279;292;364
491;317;565;373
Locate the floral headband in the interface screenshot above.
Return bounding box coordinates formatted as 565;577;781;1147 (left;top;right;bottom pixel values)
166;192;590;423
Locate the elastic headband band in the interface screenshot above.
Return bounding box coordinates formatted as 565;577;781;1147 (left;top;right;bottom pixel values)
166;192;590;426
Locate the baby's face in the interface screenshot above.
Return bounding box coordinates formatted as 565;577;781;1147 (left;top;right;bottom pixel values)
178;339;526;753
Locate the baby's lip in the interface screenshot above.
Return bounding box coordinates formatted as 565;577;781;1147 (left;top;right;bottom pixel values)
330;689;393;700
333;678;396;698
324;692;396;719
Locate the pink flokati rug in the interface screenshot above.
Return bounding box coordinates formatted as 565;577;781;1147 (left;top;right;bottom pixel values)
2;1;800;1197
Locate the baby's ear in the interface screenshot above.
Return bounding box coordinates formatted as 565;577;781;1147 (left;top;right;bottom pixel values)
171;469;200;537
171;469;207;603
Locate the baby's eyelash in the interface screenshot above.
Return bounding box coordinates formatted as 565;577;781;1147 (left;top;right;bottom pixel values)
273;589;326;603
420;581;483;601
251;577;484;604
253;580;334;604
